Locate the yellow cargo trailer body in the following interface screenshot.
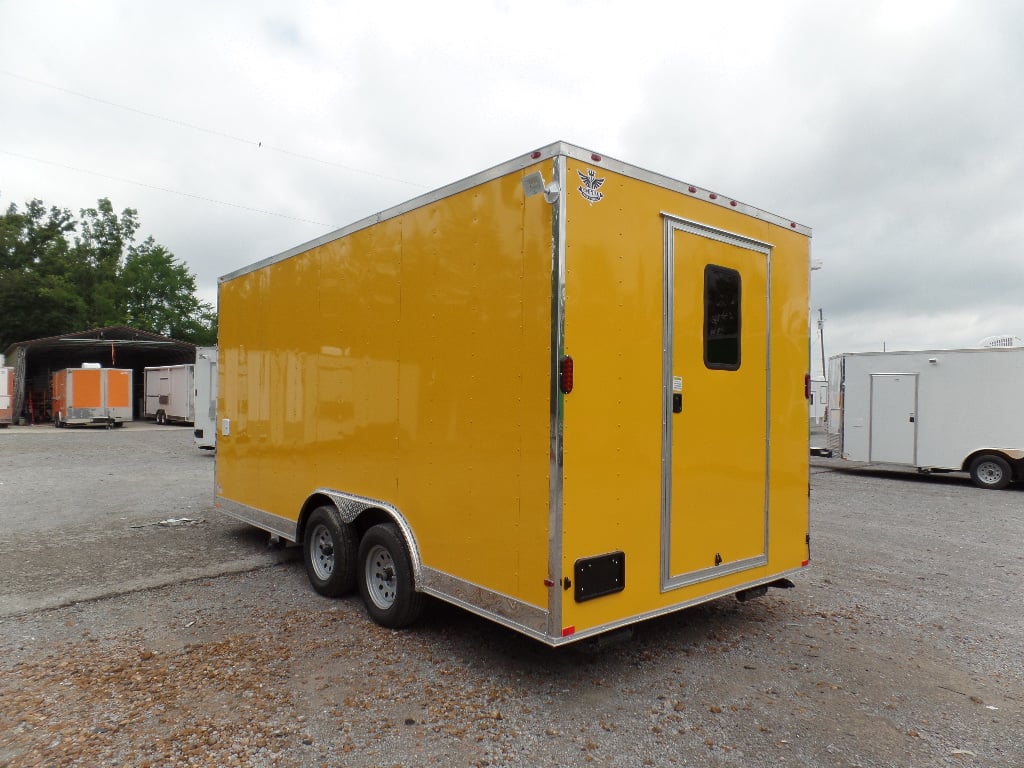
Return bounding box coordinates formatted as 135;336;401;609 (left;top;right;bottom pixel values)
216;142;810;645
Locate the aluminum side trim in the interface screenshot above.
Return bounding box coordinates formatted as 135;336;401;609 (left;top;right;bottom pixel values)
421;566;550;638
217;497;298;542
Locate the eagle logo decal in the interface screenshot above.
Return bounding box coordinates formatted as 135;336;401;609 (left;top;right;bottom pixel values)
577;168;605;204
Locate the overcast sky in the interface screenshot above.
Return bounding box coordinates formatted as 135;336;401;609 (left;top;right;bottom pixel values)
2;0;1023;367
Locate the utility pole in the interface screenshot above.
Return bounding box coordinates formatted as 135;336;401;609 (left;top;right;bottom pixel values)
817;308;826;379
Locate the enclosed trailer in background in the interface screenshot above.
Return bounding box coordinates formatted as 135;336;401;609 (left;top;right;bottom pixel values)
193;347;217;449
52;365;133;427
827;347;1024;489
0;363;13;426
809;377;827;425
215;142;812;645
144;364;196;425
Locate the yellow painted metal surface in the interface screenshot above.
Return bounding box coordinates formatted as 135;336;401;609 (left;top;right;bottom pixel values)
669;231;768;577
218;166;554;610
559;160;809;636
217;147;809;643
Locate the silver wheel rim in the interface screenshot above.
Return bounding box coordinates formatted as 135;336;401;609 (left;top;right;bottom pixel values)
310;523;335;580
365;544;397;610
977;461;1003;485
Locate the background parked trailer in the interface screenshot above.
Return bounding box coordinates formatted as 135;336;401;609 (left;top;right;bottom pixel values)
193;347;217;449
216;142;812;646
809;376;827;425
827;347;1024;489
0;365;13;426
144;364;196;425
52;365;133;427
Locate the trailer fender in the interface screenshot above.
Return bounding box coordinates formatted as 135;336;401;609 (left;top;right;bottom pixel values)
299;489;423;588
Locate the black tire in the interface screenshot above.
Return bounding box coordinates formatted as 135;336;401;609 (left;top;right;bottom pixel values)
357;523;423;628
302;506;357;596
969;454;1012;490
156;411;165;425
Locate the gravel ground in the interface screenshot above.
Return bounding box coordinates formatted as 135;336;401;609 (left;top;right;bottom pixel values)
0;425;1021;767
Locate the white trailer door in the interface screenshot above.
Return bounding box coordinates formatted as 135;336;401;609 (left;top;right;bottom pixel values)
869;373;917;464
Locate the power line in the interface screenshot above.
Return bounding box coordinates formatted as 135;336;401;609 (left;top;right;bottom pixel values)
0;69;427;189
0;149;339;228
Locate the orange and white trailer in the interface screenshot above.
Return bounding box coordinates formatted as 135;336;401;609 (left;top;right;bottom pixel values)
0;365;13;426
52;365;133;428
216;142;812;645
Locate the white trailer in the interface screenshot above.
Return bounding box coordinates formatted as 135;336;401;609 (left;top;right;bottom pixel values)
0;365;13;426
826;347;1024;489
192;347;217;450
809;376;827;425
143;364;196;425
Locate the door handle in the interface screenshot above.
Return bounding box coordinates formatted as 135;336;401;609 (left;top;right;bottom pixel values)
909;413;915;423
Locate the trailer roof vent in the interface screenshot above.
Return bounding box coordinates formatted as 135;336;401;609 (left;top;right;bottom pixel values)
978;335;1024;348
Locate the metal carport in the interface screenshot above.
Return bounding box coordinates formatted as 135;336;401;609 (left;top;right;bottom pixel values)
2;326;196;424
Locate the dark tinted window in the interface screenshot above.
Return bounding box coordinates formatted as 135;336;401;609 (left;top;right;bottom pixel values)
704;265;741;370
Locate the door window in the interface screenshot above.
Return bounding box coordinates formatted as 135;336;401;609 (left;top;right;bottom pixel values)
704;264;741;370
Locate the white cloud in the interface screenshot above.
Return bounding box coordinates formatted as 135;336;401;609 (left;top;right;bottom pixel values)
2;0;1023;358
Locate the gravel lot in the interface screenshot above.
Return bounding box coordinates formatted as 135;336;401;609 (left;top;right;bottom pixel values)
0;424;1021;767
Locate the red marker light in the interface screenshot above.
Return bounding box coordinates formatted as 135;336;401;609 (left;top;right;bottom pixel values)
688;186;696;193
804;373;811;400
562;626;576;637
709;193;718;200
559;355;574;394
730;200;737;207
591;153;602;162
531;151;541;159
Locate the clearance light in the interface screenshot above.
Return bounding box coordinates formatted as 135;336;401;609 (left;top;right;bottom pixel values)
804;374;811;400
559;355;574;394
801;560;811;567
562;626;576;637
591;153;602;162
531;151;541;159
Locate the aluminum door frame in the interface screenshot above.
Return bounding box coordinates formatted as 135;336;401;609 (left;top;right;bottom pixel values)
660;213;773;592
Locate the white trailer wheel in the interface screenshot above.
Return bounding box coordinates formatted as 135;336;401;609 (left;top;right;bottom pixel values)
357;523;423;628
364;544;397;609
309;523;336;581
301;506;357;597
969;454;1012;490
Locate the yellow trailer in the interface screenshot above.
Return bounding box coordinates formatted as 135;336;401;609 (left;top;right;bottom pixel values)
216;142;811;645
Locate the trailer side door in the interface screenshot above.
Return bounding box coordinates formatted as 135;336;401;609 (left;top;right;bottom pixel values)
869;373;918;464
661;216;770;590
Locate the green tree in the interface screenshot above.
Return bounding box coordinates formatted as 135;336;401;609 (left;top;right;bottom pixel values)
72;198;139;328
122;237;217;345
0;196;217;349
0;200;85;348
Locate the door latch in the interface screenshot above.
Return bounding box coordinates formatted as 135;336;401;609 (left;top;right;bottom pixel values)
672;393;683;414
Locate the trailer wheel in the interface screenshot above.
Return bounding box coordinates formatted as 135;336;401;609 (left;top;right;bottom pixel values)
155;410;166;425
969;454;1012;490
358;523;423;628
302;506;357;596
